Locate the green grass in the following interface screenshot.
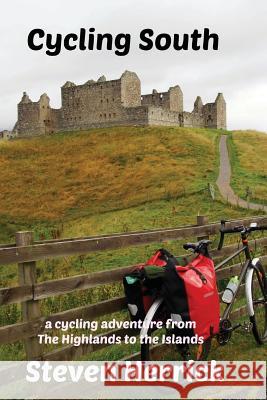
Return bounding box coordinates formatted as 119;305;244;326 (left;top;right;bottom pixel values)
0;126;220;222
228;130;267;204
0;126;266;362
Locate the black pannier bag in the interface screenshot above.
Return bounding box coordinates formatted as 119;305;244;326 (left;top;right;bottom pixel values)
123;249;177;322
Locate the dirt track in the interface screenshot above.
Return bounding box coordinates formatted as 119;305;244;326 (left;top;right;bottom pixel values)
216;135;267;212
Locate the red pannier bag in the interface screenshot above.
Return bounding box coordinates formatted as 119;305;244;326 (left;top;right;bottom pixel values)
162;252;220;340
123;248;220;340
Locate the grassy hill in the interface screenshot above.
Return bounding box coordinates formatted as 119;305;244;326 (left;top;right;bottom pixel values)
229;130;267;204
0;125;220;243
0;126;262;244
0;126;220;221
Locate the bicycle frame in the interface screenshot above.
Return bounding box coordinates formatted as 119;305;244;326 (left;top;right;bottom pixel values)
214;244;256;321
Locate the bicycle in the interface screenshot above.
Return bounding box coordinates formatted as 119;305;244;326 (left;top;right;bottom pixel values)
140;220;267;361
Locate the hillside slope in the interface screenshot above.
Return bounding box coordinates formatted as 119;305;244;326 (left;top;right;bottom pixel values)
229;130;267;203
0;126;219;221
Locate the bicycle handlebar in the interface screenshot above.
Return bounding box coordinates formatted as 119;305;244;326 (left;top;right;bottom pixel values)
217;220;267;250
183;240;212;254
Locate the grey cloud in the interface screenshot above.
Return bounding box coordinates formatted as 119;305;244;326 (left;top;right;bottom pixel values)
1;0;267;131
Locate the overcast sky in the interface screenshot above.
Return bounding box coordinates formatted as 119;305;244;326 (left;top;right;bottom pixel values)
1;0;267;132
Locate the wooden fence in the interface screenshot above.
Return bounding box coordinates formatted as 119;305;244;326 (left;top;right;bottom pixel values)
0;215;266;361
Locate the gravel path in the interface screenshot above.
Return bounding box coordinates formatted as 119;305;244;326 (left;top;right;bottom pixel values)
216;135;267;212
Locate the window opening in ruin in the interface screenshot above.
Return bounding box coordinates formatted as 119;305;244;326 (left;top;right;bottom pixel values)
107;99;109;103
109;113;111;118
113;113;116;117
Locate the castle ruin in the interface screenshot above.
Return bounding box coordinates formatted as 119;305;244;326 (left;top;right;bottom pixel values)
15;71;226;136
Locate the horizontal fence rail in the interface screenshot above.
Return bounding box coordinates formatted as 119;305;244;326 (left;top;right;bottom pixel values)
0;296;126;345
1;249;267;307
0;215;266;361
0;216;266;265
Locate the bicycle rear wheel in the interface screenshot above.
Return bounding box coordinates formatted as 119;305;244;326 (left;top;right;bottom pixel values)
140;299;211;361
248;261;267;344
141;327;211;361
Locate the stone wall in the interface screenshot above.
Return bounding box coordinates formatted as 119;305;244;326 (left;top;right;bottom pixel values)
181;111;205;128
214;93;226;129
60;77;122;131
124;106;149;126
50;109;61;133
0;130;16;140
169;86;183;112
141;85;183;113
147;106;180;126
17;94;43;135
17;92;60;136
142;90;171;108
121;71;141;108
181;93;226;129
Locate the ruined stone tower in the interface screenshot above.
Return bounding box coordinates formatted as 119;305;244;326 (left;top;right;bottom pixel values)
14;71;226;136
17;92;60;135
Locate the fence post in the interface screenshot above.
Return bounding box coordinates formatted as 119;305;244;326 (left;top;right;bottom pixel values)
16;231;43;360
196;215;209;241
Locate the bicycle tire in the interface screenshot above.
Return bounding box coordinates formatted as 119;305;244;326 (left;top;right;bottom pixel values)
141;326;212;361
140;299;211;361
247;260;267;344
